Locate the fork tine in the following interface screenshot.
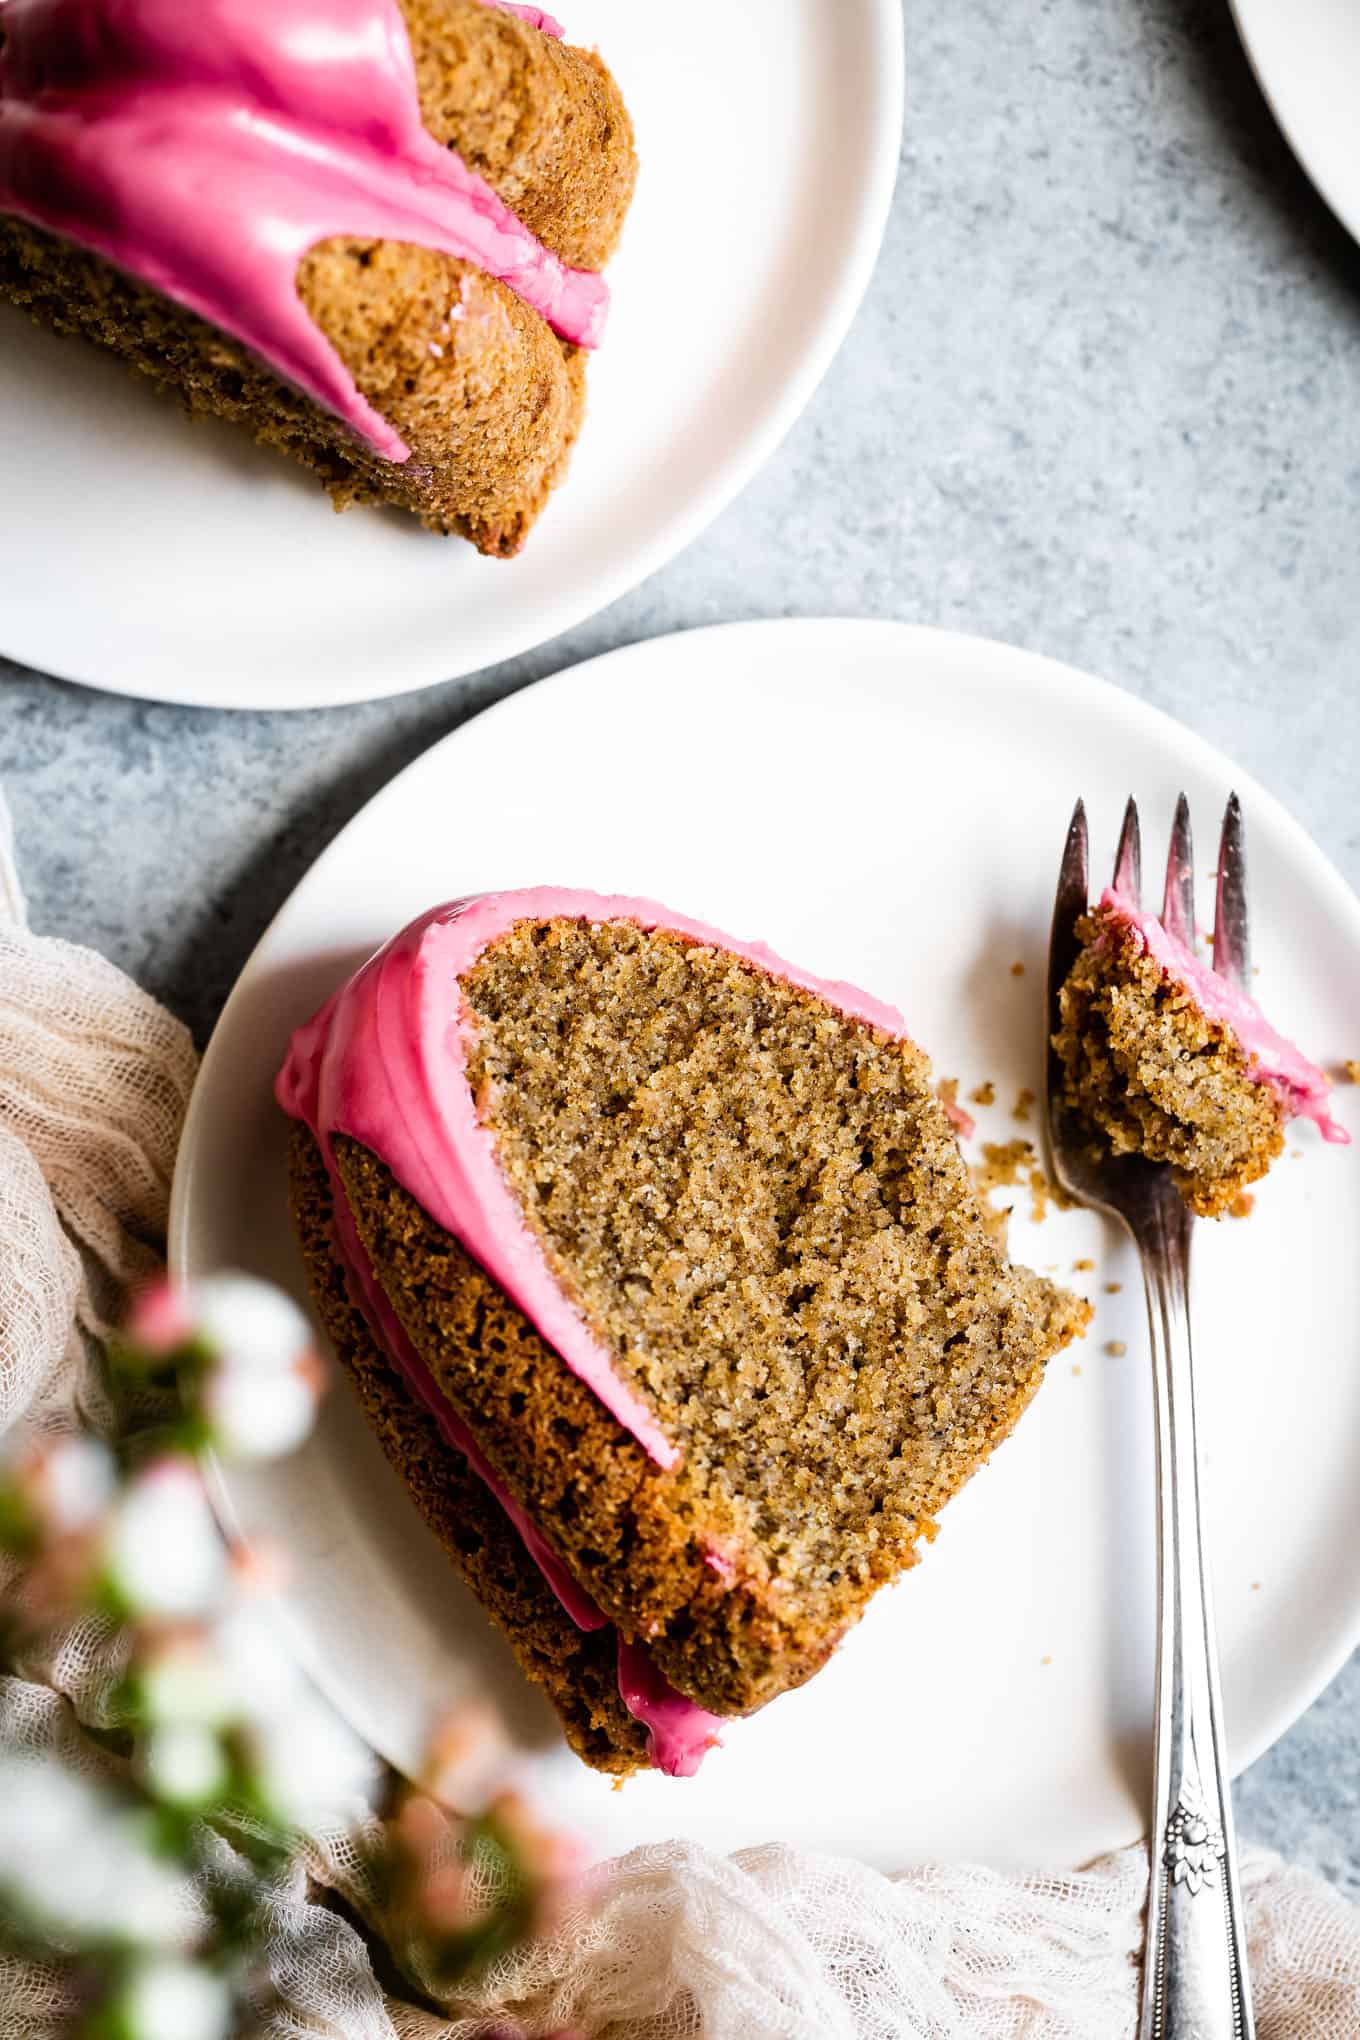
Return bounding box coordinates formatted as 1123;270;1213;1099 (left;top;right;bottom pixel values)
1113;796;1142;902
1213;792;1251;989
1161;793;1196;947
1047;799;1090;1026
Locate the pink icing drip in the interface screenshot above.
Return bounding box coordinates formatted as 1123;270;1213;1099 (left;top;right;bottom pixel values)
276;889;913;1470
702;1544;738;1586
393;1312;726;1775
0;0;607;463
314;1098;721;1771
392;1325;608;1634
616;1638;725;1779
484;1;565;31
939;1096;976;1141
1100;889;1349;1144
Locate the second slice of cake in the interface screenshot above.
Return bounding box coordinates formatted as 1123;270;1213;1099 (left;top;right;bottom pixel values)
278;891;1090;1772
1053;887;1347;1216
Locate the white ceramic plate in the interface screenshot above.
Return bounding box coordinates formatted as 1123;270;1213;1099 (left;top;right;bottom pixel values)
170;619;1360;1871
0;5;902;711
1231;0;1360;248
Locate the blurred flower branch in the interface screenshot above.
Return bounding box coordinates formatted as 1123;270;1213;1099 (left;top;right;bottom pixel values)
0;1277;580;2040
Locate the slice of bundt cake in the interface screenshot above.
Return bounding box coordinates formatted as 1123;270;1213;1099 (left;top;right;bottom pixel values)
277;891;1091;1776
1053;887;1347;1216
0;0;636;554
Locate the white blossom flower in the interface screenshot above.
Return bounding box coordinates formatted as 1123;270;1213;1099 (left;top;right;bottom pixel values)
247;1690;376;1828
201;1362;318;1462
139;1604;304;1729
109;1957;231;2040
190;1274;314;1378
137;1630;234;1728
186;1274;325;1461
125;1280;196;1357
102;1459;227;1619
0;1432;115;1541
214;1603;307;1716
31;1434;116;1533
130;1601;373;1828
142;1725;229;1809
0;1756;195;1948
425;1704;508;1812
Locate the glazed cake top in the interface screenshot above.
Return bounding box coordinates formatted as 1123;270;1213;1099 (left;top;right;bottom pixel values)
0;0;606;459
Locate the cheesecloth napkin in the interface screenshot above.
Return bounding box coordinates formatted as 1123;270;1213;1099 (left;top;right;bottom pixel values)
3;788;1359;2040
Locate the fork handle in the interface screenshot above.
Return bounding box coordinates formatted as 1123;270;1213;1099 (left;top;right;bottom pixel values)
1134;1200;1255;2040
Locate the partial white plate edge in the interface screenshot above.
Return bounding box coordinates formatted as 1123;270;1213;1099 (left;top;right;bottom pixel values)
1229;0;1360;251
3;9;904;712
168;616;1360;1821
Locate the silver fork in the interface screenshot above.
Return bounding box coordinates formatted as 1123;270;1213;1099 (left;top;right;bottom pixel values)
1045;794;1255;2040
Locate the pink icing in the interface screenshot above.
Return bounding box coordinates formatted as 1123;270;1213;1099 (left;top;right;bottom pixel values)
371;1263;723;1777
310;1074;721;1774
276;889;911;1470
616;1639;724;1779
395;1320;725;1776
397;1338;608;1635
1100;888;1348;1144
486;2;565;30
939;1095;976;1141
702;1545;738;1586
0;0;607;463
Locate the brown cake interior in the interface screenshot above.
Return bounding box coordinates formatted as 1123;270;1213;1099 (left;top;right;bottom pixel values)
1053;905;1285;1216
461;920;1090;1600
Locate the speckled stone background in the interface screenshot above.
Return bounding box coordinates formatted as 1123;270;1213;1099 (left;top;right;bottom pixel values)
3;0;1358;1892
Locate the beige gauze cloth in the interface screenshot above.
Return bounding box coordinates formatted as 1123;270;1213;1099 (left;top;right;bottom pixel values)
2;790;1359;2039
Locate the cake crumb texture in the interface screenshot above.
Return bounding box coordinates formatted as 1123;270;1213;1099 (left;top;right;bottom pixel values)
1053;904;1285;1216
405;0;637;272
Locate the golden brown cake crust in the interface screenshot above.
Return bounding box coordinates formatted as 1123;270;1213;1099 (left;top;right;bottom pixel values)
0;1;635;552
1053;905;1286;1216
288;1121;649;1776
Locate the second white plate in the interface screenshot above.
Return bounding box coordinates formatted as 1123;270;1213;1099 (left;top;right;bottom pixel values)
171;620;1360;1870
0;2;902;709
1232;0;1360;250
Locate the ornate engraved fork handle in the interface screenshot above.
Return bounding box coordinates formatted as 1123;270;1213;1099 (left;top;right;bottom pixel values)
1133;1191;1254;2040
